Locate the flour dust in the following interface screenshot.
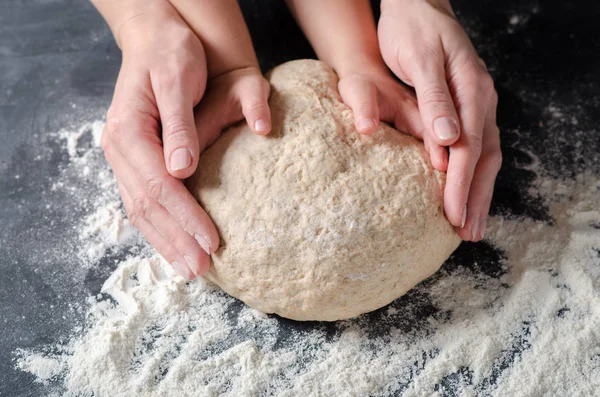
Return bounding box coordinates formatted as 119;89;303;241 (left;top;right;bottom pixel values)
13;117;600;396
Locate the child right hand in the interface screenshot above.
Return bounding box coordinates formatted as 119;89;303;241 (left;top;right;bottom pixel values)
192;67;272;153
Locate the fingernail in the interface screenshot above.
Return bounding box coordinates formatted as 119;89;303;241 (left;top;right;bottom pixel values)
358;118;376;132
195;234;211;255
471;215;480;241
171;261;193;281
461;205;467;228
479;217;487;240
433;117;458;141
254;119;269;132
170;148;192;171
184;255;200;277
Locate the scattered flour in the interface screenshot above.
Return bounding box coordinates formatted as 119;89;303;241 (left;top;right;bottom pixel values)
16;354;66;383
54;120;137;264
13;118;600;396
57;119;104;160
81;201;135;261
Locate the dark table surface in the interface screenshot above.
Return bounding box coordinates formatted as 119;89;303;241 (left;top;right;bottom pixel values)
1;0;599;396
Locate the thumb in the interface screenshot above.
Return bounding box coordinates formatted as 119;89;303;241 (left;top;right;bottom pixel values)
338;75;380;135
192;72;251;153
152;74;201;179
234;69;272;136
412;59;461;146
194;68;272;153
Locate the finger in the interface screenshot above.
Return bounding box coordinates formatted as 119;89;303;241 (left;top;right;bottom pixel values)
444;62;495;229
104;105;220;256
193;80;244;152
411;55;460;146
236;72;272;135
117;180;195;281
194;69;269;150
113;152;211;276
457;92;501;242
428;140;448;172
382;85;424;140
382;84;449;170
338;76;380;135
151;69;201;179
132;195;210;277
138;198;210;276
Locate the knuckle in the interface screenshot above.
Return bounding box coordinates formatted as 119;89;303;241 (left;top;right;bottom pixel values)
337;76;357;97
144;177;166;203
177;29;203;55
100;130;111;154
105;105;118;122
244;97;268;112
102;113;123;151
128;195;151;226
468;133;484;157
157;72;177;93
477;71;495;95
412;44;442;70
162;114;191;140
357;99;376;110
486;150;503;174
259;77;271;95
491;88;499;107
238;75;271;103
153;49;205;100
153;67;185;93
420;85;451;107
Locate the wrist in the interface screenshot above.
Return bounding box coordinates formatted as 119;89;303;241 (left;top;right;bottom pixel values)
92;0;178;50
330;51;388;80
381;0;453;15
166;0;259;79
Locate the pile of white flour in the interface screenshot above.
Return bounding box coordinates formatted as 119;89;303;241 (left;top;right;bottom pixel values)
14;120;600;396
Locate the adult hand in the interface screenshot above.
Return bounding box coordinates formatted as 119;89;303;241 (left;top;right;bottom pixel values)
378;0;502;241
100;8;218;281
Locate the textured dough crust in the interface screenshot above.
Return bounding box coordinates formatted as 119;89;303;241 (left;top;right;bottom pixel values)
188;60;461;321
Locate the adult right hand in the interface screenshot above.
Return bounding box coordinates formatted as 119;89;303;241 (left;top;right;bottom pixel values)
100;3;218;281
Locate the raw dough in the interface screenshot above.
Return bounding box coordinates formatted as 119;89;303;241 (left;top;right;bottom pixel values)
188;60;460;321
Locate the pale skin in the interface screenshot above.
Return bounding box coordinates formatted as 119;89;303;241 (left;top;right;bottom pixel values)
287;0;501;242
92;0;501;280
91;0;271;280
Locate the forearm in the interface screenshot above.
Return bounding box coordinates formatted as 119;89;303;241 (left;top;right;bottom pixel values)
285;0;386;76
92;0;259;79
380;0;455;17
168;0;260;78
91;0;180;49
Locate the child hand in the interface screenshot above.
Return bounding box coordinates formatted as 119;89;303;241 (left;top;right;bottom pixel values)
378;0;502;241
192;67;271;154
337;63;425;142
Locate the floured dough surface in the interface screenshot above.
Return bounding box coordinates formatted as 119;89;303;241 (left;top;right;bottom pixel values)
188;60;460;321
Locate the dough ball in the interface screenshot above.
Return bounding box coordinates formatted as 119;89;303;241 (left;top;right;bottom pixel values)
188;60;460;321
